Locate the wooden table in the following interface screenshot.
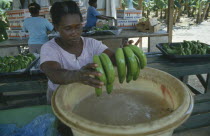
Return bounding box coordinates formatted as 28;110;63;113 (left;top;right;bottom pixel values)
1;53;210;94
0;39;28;48
86;30;168;40
1;52;210;108
147;53;210;94
0;39;28;55
0;30;168;52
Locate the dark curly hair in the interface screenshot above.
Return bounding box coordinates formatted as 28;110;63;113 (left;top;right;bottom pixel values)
89;0;97;5
50;1;83;25
28;2;40;15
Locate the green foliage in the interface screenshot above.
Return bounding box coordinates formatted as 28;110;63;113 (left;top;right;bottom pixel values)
174;0;182;8
0;53;36;73
0;0;11;42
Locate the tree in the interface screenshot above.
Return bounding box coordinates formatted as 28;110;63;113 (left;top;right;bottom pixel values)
201;1;210;22
0;0;11;42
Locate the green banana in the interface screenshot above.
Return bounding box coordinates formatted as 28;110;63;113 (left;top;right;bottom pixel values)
133;56;141;81
115;48;126;84
126;59;133;83
93;55;107;96
99;53;115;94
93;55;107;84
123;47;138;83
128;45;147;69
106;83;113;94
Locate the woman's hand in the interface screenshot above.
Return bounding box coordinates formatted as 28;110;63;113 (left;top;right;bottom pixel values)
123;40;134;47
110;17;116;20
77;63;104;88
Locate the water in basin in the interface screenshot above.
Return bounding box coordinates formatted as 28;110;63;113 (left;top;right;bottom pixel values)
73;89;173;125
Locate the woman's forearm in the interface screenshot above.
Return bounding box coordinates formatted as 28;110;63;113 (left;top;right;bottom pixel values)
96;15;109;20
45;68;81;85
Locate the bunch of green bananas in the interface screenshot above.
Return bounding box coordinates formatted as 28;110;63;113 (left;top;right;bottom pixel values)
0;53;36;73
116;45;147;84
93;24;111;31
162;40;210;55
93;46;147;96
93;53;115;96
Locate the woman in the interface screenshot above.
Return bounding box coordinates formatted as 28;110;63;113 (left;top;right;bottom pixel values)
85;0;115;28
23;2;53;54
40;1;114;104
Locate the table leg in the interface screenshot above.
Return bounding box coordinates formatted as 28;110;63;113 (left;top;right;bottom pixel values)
205;73;210;93
17;46;22;53
0;93;7;104
122;38;128;47
179;76;189;83
148;37;151;52
135;37;142;48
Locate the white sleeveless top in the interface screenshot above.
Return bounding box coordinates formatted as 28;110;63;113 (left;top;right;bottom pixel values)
40;37;108;92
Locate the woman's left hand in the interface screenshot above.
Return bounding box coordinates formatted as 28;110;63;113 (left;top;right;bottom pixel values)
77;63;104;88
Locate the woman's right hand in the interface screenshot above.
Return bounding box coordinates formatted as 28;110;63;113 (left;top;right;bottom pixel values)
77;63;104;88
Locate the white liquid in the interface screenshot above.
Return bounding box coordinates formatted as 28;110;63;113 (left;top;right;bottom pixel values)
73;89;173;125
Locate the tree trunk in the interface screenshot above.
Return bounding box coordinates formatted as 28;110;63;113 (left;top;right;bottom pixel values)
165;8;168;19
147;10;150;18
177;8;182;22
186;2;190;17
177;0;183;22
196;2;204;24
192;7;196;17
205;3;210;19
139;0;143;10
184;0;187;10
160;9;163;19
173;8;178;25
201;2;210;22
188;7;192;17
142;6;145;17
155;10;159;17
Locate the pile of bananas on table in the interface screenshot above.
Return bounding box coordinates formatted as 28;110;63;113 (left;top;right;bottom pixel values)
93;45;147;96
93;24;117;31
0;53;36;73
162;40;210;55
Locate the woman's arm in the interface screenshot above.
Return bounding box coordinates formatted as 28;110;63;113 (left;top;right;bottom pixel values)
96;15;115;20
41;61;103;88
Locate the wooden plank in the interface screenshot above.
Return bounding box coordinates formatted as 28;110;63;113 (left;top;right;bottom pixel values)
173;126;210;136
89;31;169;40
0;73;47;83
194;93;210;103
167;0;174;42
0;39;28;47
191;101;210;115
147;56;210;77
3;92;46;101
0;81;47;93
175;112;210;132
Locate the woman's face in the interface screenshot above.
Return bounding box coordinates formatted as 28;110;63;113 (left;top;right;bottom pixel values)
56;14;82;42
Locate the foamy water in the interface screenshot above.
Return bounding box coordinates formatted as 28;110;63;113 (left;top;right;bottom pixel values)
73;89;173;125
